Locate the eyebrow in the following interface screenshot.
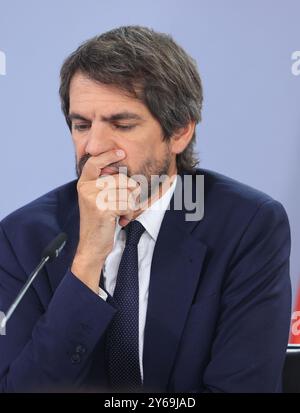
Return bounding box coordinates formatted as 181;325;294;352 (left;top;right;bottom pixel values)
68;111;144;123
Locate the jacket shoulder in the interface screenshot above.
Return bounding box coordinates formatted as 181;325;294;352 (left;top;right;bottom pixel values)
193;168;289;237
197;168;274;206
1;180;77;232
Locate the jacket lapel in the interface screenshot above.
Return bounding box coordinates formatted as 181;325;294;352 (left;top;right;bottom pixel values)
143;175;207;391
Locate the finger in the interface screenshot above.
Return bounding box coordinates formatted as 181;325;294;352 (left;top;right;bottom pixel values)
80;149;126;182
96;173;139;190
119;215;132;227
96;187;138;210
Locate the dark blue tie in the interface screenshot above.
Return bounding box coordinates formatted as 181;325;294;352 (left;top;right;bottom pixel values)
107;220;145;392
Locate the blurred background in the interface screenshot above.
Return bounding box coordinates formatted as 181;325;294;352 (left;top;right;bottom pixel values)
0;1;299;313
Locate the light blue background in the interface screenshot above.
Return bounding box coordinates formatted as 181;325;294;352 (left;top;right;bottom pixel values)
0;0;299;298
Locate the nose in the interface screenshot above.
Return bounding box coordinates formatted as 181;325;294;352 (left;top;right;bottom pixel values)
84;123;114;156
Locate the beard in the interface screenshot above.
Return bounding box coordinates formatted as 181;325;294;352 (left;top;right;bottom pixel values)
76;146;173;203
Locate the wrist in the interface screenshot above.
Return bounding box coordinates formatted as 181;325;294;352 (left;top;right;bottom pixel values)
71;253;105;294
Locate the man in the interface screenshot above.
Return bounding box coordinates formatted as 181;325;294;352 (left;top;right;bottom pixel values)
0;26;291;393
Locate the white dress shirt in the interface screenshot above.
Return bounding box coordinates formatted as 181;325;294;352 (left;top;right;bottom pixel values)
101;176;177;381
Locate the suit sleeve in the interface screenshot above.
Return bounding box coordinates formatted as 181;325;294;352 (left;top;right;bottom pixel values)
0;224;116;392
202;199;291;393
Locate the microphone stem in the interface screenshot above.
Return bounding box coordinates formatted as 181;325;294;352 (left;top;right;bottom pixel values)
1;256;50;329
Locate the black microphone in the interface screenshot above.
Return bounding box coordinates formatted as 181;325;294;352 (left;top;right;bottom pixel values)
0;232;67;329
41;232;68;260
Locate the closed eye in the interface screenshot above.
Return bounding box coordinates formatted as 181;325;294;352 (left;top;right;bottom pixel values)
113;124;136;131
73;124;90;132
73;124;136;132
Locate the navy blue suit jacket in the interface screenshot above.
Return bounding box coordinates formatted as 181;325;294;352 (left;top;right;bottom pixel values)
0;169;291;392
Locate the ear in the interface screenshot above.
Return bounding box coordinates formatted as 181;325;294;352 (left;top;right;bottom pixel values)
169;121;196;155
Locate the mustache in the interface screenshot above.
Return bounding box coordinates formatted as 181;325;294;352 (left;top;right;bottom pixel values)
76;153;128;178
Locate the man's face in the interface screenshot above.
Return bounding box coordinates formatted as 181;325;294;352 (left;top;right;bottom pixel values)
68;72;177;195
